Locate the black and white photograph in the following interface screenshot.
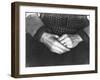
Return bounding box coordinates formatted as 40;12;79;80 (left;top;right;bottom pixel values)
26;13;90;67
11;2;97;78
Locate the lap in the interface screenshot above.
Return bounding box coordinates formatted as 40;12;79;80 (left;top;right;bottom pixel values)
26;33;89;67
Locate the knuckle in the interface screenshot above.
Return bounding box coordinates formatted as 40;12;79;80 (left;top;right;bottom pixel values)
68;43;73;48
51;45;55;50
53;41;57;46
64;34;68;37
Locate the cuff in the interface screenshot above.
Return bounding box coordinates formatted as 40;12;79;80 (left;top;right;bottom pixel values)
78;30;89;44
33;26;51;41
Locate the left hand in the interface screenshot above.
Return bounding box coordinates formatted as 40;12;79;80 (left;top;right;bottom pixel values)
40;32;70;54
58;34;83;49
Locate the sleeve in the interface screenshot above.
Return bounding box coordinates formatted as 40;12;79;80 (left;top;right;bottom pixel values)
26;14;44;37
33;26;51;41
78;16;89;44
78;30;89;44
26;13;51;41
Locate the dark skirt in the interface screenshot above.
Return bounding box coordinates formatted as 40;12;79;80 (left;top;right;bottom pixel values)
26;33;89;67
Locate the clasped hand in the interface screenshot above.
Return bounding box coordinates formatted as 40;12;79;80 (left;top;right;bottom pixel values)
40;32;83;54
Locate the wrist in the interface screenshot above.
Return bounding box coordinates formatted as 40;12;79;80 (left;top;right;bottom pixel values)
40;32;48;43
78;30;89;43
77;35;83;42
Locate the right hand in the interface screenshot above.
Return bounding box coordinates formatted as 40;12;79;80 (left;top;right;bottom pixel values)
40;32;70;54
58;34;83;49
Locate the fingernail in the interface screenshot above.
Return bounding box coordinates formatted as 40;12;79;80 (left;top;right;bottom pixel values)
67;45;73;48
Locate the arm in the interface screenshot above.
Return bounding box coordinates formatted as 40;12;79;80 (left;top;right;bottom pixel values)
26;14;69;54
26;13;44;37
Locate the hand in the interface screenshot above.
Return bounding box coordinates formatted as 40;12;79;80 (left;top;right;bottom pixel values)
58;34;83;49
40;32;70;54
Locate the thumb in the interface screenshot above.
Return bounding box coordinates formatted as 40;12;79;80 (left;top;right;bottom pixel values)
52;35;59;39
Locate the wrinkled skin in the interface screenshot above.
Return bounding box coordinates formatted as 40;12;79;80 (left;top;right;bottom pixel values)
40;32;83;54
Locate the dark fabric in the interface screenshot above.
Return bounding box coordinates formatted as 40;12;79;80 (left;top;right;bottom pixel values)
41;13;89;35
26;33;89;67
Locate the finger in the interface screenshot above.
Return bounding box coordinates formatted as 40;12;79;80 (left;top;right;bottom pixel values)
51;49;64;54
58;34;68;41
54;35;59;38
51;45;68;54
53;41;70;51
61;38;73;48
63;42;73;48
50;35;59;41
52;35;59;39
51;45;64;54
51;48;61;54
